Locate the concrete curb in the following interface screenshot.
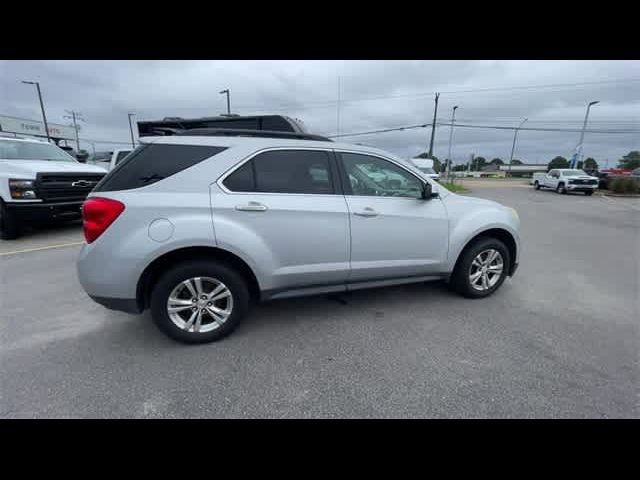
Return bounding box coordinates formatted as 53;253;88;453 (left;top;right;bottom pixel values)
601;193;640;198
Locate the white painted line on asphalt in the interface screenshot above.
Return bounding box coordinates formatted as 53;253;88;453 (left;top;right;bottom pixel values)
0;241;85;257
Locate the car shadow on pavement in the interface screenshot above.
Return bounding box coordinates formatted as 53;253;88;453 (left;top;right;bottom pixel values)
89;280;462;349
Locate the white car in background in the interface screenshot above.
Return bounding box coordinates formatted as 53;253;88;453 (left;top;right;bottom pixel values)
87;149;133;171
534;169;599;195
0;136;107;239
409;158;440;181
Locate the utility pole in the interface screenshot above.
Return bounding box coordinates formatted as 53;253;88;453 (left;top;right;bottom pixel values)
63;110;84;152
127;113;136;149
336;76;341;138
427;92;439;158
219;89;231;115
508;118;528;177
446;105;459;180
21;80;51;142
571;100;599;168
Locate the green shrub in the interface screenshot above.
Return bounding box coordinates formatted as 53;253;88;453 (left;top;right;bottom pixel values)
610;176;640;194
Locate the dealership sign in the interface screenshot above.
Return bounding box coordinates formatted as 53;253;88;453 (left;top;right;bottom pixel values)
0;115;76;140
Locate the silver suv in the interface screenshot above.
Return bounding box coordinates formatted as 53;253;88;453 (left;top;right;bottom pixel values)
77;130;521;343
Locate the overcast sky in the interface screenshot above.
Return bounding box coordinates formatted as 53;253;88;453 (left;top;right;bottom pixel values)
1;60;638;167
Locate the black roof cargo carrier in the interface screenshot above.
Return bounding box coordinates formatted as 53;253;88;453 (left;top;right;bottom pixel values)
137;115;309;137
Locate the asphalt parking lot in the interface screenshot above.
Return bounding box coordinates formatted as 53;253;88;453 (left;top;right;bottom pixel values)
1;183;638;418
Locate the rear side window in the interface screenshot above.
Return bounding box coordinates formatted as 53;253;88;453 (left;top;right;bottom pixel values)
95;144;226;192
222;150;334;194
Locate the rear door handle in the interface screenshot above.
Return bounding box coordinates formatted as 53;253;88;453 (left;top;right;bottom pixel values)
235;202;268;212
353;207;379;217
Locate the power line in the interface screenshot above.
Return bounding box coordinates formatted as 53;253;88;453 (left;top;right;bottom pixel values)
330;124;430;138
330;122;640;138
437;122;640;134
232;77;640;112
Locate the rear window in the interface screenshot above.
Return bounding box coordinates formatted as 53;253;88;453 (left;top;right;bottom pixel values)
115;150;132;165
95;143;226;192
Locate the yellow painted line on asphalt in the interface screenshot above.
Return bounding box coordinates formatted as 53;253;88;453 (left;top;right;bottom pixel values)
0;241;85;257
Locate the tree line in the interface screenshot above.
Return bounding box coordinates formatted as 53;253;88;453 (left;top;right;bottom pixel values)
416;150;640;172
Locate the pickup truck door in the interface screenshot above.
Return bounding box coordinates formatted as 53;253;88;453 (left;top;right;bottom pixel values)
544;170;558;188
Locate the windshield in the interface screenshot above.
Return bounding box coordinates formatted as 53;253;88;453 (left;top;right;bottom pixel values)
562;170;587;176
0;139;78;162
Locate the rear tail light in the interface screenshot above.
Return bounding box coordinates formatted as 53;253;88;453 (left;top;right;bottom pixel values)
82;197;125;243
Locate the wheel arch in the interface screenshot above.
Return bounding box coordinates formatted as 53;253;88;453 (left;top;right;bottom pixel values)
451;228;518;278
136;246;261;311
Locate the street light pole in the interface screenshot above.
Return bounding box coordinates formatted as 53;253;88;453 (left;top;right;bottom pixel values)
446;105;458;180
219;89;231;115
573;101;599;168
508;118;528;177
127;113;136;149
22;81;51;143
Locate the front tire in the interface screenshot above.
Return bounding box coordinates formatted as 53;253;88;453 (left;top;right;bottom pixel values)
534;181;541;190
449;237;511;299
150;260;250;344
556;183;567;194
0;201;20;240
585;190;594;196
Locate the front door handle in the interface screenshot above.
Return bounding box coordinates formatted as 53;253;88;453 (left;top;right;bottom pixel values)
235;202;268;212
353;207;379;217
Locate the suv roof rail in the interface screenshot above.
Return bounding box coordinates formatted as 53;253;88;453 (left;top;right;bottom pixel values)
174;128;333;142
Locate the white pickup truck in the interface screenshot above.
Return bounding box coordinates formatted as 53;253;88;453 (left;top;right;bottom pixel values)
87;148;133;171
0;136;107;239
533;169;599;195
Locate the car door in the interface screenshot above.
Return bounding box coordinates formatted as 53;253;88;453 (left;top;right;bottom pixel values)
336;151;449;282
545;170;558;188
212;148;350;292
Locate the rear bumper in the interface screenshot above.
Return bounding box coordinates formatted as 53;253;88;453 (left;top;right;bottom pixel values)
5;201;83;222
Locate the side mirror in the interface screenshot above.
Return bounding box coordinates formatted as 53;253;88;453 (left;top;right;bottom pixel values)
421;182;439;200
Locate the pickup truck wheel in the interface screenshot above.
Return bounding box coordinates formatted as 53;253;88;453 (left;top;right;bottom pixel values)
584;190;594;196
0;201;20;240
150;260;250;344
534;181;541;190
556;183;567;194
450;237;510;299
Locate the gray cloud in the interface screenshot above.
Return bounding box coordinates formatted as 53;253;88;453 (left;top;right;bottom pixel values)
1;60;638;165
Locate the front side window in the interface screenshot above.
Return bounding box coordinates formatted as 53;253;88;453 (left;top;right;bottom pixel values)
340;152;423;198
223;150;334;194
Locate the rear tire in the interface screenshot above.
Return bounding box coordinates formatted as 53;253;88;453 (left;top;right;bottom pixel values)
0;200;20;240
150;260;250;344
534;181;541;190
449;237;511;299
